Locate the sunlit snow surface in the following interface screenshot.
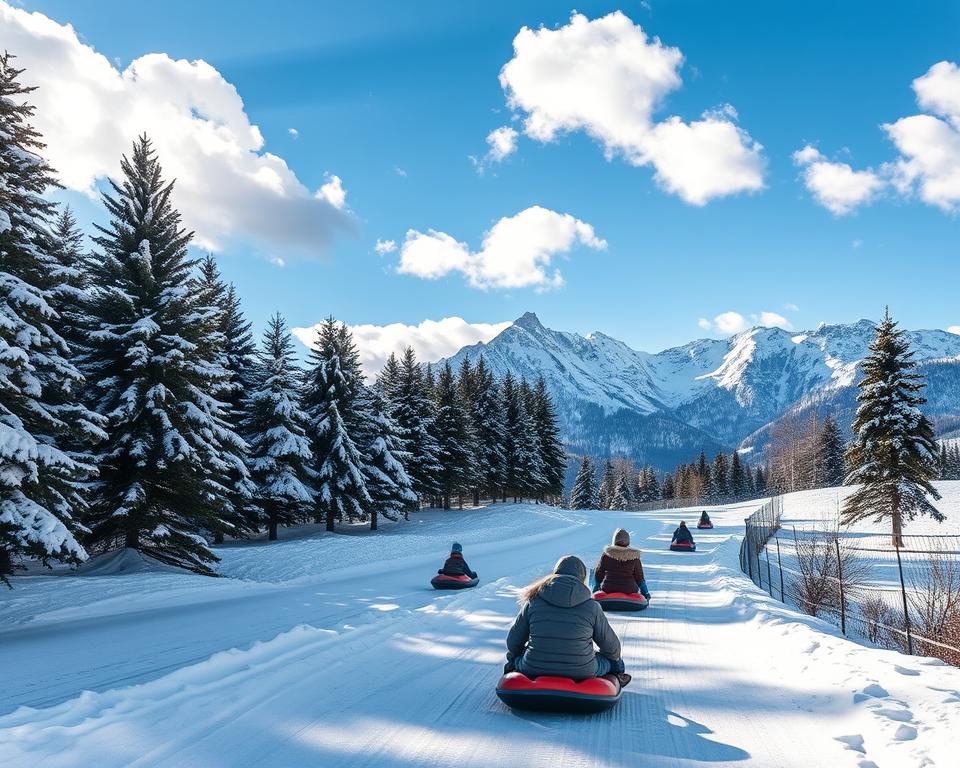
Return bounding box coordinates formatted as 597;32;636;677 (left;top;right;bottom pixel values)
2;488;959;767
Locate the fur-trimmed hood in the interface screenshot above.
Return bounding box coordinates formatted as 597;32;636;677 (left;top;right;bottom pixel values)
603;544;641;562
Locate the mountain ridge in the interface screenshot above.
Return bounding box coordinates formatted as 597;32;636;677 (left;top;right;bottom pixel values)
439;313;960;470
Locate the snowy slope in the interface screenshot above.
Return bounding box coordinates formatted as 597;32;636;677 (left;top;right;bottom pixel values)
2;494;959;767
441;314;960;466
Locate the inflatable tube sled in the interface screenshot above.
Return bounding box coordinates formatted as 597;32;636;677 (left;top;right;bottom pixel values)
593;590;648;612
496;672;622;714
670;541;696;552
696;522;714;530
431;573;479;590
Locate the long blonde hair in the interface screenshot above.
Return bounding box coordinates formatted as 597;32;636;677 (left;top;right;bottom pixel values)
520;573;560;605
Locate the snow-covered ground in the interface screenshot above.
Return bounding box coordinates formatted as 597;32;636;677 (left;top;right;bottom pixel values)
2;498;959;767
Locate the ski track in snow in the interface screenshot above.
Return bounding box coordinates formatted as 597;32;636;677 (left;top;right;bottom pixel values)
2;496;959;767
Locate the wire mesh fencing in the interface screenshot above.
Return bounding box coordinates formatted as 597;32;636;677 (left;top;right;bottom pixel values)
740;502;960;667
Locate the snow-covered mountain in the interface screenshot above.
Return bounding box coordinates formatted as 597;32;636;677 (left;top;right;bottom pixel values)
441;312;960;468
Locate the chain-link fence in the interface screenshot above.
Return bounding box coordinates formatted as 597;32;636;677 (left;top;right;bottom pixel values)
740;500;960;667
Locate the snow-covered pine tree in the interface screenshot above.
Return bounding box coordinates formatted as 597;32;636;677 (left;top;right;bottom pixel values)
384;348;441;507
244;315;312;540
598;459;617;510
646;467;660;501
730;451;747;500
456;357;483;506
431;362;475;509
84;136;245;573
47;207;94;361
816;414;846;488
375;352;401;397
517;378;546;502
471;356;507;503
302;317;371;531
570;456;597;509
711;452;729;502
611;470;632;511
357;385;417;529
530;376;566;502
501;372;522;502
660;473;675;500
0;55;104;581
754;466;766;496
194;255;256;541
842;312;942;546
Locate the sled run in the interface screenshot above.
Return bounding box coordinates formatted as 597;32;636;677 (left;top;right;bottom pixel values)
2;486;959;767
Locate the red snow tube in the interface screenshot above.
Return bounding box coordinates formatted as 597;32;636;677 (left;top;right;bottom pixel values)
496;672;622;714
431;573;479;590
593;590;648;612
696;522;714;529
670;540;696;552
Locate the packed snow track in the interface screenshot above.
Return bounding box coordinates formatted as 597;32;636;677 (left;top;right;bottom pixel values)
2;498;958;767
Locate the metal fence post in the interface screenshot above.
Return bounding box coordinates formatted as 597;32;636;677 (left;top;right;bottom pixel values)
835;537;845;636
766;548;773;597
776;537;785;603
894;541;913;655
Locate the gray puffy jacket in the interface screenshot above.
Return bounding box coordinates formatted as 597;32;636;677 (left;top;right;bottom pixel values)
506;574;621;680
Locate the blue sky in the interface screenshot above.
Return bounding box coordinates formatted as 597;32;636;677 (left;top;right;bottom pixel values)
6;0;960;371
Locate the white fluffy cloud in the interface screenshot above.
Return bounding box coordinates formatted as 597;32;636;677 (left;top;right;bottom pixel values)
317;174;347;210
948;325;960;335
396;205;605;291
497;11;765;204
798;60;960;214
792;145;884;215
485;126;519;162
0;2;351;254
292;317;511;378
699;310;793;335
374;238;397;255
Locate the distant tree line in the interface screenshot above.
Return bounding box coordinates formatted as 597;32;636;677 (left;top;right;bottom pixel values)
0;57;564;583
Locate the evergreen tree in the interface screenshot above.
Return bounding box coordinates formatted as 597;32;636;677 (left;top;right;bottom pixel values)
431;362;474;508
570;456;597;509
611;470;632;510
517;378;547;500
754;465;767;496
0;55;104;581
302;317;370;530
843;312;942;546
84;136;244;573
47;207;94;361
456;357;483;505
816;415;846;488
598;459;617;510
501;372;527;501
530;377;565;500
358;386;417;529
194;255;256;540
385;348;441;505
471;356;507;502
730;451;747;500
661;472;675;500
244;315;312;540
711;452;729;501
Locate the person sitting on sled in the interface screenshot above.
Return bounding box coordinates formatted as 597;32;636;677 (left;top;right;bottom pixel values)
505;555;630;686
437;542;477;579
672;521;695;545
699;510;711;526
593;528;651;601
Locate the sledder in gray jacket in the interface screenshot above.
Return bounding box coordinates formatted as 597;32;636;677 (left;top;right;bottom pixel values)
505;555;623;681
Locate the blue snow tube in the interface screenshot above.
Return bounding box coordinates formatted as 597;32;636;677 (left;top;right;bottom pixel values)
431;573;479;590
496;672;622;714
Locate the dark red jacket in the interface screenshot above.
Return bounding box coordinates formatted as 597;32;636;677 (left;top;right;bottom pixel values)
594;545;644;594
439;552;476;578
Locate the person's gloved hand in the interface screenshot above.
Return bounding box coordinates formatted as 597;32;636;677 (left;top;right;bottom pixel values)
610;658;625;674
639;580;651;600
503;660;516;674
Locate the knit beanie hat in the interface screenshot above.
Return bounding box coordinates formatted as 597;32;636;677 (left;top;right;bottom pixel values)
552;555;587;583
613;528;630;547
451;542;463;553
